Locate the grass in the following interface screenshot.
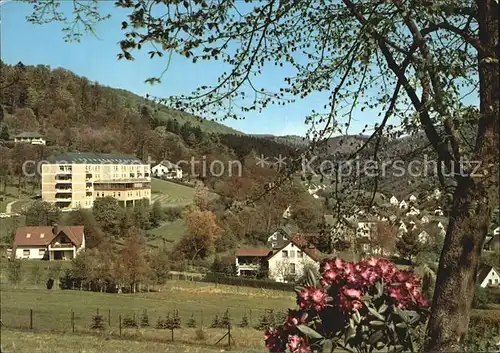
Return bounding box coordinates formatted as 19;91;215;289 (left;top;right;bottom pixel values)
0;329;266;353
0;278;295;351
151;179;196;207
147;219;187;249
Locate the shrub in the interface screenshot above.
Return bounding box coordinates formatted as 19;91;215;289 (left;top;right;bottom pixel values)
255;310;272;331
122;314;138;328
220;309;231;328
195;328;206;341
164;206;182;222
211;315;221;328
264;257;430;353
140;310;150;327
239;313;249;328
7;260;23;286
186;314;197;328
90;313;105;330
472;286;496;309
156;316;167;329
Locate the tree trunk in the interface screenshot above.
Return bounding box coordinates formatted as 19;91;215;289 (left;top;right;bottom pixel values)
425;2;499;351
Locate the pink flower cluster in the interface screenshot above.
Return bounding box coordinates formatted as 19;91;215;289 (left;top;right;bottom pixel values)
297;286;328;311
265;310;311;353
264;258;430;353
320;257;429;311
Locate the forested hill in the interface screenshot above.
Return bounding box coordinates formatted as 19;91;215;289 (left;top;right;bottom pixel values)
0;62;295;161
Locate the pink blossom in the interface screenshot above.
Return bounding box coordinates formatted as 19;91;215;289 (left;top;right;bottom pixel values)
339;286;365;312
288;335;312;353
344;288;362;299
284;310;306;328
265;327;287;353
298;287;328;311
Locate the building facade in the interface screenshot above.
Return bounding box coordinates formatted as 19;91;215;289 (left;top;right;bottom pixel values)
42;152;151;210
13;225;85;260
14;132;46;145
152;160;183;179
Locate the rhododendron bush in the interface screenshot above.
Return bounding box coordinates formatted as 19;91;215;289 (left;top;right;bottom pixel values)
264;258;430;353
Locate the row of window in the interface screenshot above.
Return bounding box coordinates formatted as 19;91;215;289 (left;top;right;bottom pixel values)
85;165;150;172
95;190;150;198
23;249;45;256
282;250;303;258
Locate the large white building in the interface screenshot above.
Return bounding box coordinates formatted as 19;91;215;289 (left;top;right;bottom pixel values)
42;152;151;210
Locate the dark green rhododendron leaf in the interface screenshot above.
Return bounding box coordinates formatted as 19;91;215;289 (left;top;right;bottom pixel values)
297;324;323;339
322;339;334;353
368;330;384;344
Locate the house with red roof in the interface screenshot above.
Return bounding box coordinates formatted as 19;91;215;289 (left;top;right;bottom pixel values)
235;237;321;283
12;224;85;260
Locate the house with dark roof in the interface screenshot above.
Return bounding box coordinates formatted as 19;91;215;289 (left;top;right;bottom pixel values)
267;239;320;283
12;224;85;260
235;248;272;277
151;160;182;179
477;265;500;288
14;132;46;145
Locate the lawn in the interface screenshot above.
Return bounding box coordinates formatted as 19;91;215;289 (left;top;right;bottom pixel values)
147;219;187;249
0;278;295;351
151;179;218;207
0;329;266;353
151;179;196;207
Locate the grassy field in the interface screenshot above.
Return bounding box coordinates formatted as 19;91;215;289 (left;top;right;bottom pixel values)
0;278;295;351
147;219;187;249
151;179;218;207
0;329;265;353
151;179;197;207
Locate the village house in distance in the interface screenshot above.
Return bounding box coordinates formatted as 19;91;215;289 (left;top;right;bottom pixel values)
41;152;151;210
12;224;85;260
14;131;46;145
151;160;183;179
235;238;320;283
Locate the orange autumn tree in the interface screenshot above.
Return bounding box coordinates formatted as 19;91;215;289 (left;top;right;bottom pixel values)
179;207;221;260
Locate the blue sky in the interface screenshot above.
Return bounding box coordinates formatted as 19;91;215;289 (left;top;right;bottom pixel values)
0;1;477;136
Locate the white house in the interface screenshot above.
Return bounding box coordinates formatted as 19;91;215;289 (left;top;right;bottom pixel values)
235;248;273;277
398;222;408;235
494;226;500;236
409;194;417;202
267;229;289;249
267;241;320;283
151;160;182;179
389;196;399;206
356;221;377;238
437;222;445;230
418;230;430;243
420;215;430;223
477;265;500;288
434;208;444;216
406;207;421;216
399;200;408;209
12;225;85;260
14;132;46;145
282;206;292;219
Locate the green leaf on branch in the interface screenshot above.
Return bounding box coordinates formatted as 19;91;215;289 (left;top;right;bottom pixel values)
369;320;385;327
297;324;323;339
322;339;334;353
368;330;384;344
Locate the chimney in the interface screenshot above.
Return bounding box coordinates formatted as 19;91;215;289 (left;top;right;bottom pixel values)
52;223;59;235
